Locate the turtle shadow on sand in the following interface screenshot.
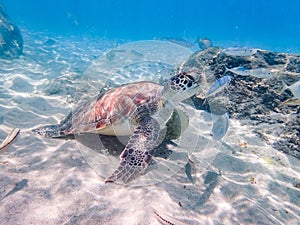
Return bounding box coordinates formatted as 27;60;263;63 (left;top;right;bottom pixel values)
64;132;177;165
48;131;183;186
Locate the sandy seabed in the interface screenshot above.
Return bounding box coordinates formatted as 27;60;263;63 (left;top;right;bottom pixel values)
0;29;299;225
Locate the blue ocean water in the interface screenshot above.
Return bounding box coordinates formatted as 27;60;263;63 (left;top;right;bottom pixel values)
1;0;300;52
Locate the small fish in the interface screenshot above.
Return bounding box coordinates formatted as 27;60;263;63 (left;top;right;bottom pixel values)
206;75;232;97
157;37;195;49
105;49;143;61
279;80;300;98
195;37;212;50
221;47;258;56
184;159;194;183
281;98;300;106
66;12;79;26
0;128;20;152
129;50;144;57
211;113;229;140
225;66;274;79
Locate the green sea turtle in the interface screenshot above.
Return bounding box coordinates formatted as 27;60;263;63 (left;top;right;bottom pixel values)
33;71;202;183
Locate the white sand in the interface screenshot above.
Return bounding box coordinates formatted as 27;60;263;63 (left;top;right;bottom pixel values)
0;30;299;225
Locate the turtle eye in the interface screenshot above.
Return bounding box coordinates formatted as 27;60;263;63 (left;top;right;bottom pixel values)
183;75;196;88
185;74;196;82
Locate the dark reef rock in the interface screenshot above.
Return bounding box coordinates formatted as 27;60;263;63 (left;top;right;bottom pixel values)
183;47;300;159
286;56;300;73
0;4;23;59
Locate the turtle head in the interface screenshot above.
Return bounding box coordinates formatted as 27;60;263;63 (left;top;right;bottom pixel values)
164;71;201;103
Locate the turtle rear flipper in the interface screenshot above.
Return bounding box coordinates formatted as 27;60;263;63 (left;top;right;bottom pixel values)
105;116;160;184
32;124;73;138
32;125;62;138
33;112;73;138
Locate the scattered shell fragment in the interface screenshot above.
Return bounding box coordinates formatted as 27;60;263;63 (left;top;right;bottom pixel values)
0;128;20;152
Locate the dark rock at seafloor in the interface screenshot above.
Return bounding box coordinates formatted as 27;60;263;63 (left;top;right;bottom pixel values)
0;4;23;59
183;47;300;159
43;38;56;46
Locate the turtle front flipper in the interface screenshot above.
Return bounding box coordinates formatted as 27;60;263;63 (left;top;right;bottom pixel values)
105;116;161;184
